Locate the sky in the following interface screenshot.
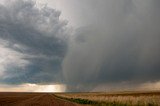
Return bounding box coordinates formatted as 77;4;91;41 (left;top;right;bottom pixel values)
0;0;160;92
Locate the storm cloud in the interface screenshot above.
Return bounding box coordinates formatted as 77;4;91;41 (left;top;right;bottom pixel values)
0;0;68;84
62;0;160;91
0;0;160;92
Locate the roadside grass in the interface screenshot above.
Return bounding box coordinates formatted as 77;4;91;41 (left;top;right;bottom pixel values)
54;94;132;106
54;92;160;106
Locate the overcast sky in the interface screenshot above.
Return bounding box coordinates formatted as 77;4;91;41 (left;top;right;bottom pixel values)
0;0;160;92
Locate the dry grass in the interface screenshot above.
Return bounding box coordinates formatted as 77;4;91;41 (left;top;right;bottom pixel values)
55;91;160;106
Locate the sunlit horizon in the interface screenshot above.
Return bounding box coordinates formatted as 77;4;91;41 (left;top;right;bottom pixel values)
0;83;66;92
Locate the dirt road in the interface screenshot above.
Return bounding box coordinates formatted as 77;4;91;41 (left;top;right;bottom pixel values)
0;93;87;106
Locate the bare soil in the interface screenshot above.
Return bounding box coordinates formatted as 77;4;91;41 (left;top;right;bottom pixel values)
0;92;88;106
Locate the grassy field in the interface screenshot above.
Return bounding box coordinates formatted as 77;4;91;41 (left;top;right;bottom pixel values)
55;91;160;106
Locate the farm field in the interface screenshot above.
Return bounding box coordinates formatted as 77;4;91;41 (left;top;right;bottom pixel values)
0;92;159;106
55;91;160;106
0;92;87;106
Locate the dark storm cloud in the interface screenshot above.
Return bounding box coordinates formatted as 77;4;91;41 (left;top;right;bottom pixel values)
2;57;63;84
0;0;68;84
62;0;160;91
1;0;160;92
